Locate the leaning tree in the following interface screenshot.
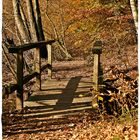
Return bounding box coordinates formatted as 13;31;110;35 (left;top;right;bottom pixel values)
12;0;48;58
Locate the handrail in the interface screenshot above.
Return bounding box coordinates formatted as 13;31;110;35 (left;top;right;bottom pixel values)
9;40;55;53
4;39;102;110
6;40;55;109
2;64;49;98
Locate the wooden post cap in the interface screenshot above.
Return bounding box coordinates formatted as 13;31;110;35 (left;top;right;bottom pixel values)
94;40;102;46
92;40;102;54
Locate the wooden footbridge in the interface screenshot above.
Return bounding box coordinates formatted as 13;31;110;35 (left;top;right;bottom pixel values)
4;40;103;113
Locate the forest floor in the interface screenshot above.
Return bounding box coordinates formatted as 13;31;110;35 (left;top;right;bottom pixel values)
2;45;138;140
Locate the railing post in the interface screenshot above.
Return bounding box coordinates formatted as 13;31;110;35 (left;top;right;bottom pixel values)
92;40;102;107
16;51;24;109
47;44;52;79
35;48;41;90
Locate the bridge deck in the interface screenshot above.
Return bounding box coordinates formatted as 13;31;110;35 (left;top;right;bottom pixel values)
24;76;93;117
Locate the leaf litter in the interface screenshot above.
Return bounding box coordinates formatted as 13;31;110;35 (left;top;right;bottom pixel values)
2;45;138;140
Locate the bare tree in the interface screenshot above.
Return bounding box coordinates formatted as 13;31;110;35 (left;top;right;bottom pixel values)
45;0;72;60
26;0;38;42
12;0;30;43
12;0;48;58
33;0;48;58
130;0;138;32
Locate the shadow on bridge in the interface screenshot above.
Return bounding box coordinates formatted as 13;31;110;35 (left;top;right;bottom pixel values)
3;76;97;136
26;76;92;112
54;76;82;110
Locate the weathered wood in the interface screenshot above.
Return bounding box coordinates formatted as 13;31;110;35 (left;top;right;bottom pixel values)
92;54;100;107
16;52;24;109
6;40;56;109
92;44;102;91
47;44;52;79
34;48;41;90
23;64;50;84
23;72;38;84
93;54;99;91
92;41;102;107
24;77;92;112
9;40;55;53
2;64;50;98
41;64;49;72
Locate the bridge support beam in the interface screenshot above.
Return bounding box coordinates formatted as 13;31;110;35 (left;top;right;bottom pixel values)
47;44;52;79
92;40;102;108
16;51;24;110
7;40;55;110
35;48;41;90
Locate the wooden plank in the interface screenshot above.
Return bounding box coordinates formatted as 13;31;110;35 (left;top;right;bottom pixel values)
16;52;24;110
92;43;102;91
18;64;49;85
23;72;38;84
93;54;99;91
47;44;52;79
34;48;41;90
92;53;99;107
41;64;49;72
23;64;50;83
24;77;93;112
92;41;102;108
2;64;49;97
9;40;55;53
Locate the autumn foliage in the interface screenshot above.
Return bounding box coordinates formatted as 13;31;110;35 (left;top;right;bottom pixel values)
2;0;138;139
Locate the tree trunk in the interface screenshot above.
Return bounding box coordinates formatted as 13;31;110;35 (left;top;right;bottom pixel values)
130;0;138;32
26;0;38;42
46;0;72;60
59;1;66;48
33;0;48;58
20;5;31;41
12;0;30;43
33;0;45;41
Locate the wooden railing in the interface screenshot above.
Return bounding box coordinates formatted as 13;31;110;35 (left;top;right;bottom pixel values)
92;40;103;107
3;39;102;110
7;40;55;109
